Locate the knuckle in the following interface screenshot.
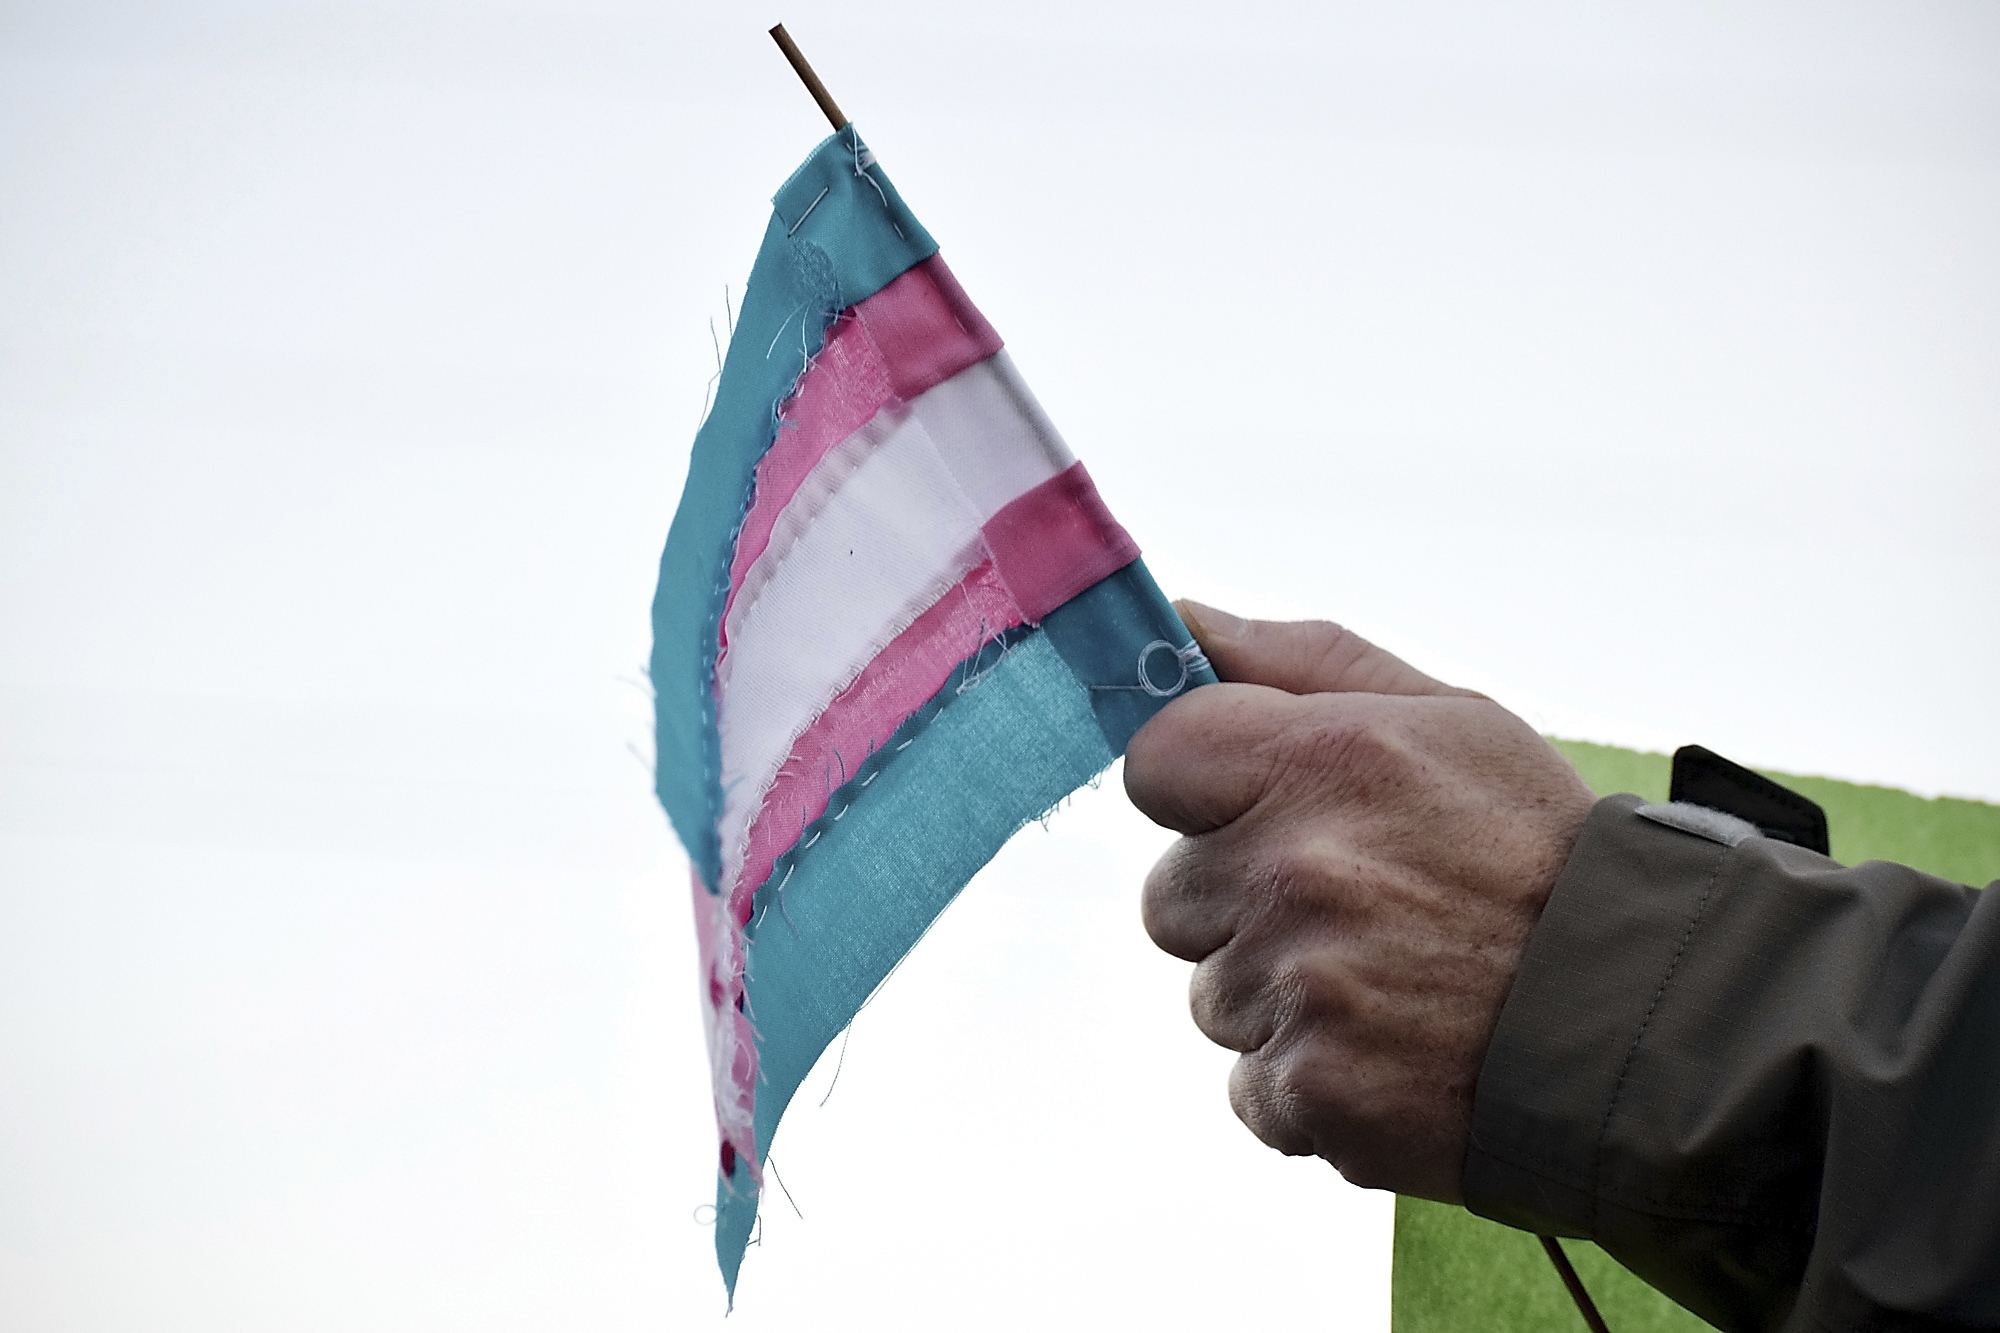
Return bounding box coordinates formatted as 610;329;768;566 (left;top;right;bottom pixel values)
1227;1052;1312;1157
1293;713;1396;781
1254;829;1369;939
1298;621;1365;682
1218;959;1378;1162
1125;686;1297;834
1264;836;1331;903
1264;1034;1340;1124
1140;839;1234;962
1138;843;1192;933
1257;712;1381;800
1186;958;1228;1039
1262;710;1426;826
1292;950;1366;1022
1187;950;1276;1053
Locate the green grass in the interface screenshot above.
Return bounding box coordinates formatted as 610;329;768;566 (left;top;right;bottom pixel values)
1391;739;2000;1333
1394;1195;1709;1333
1548;739;2000;890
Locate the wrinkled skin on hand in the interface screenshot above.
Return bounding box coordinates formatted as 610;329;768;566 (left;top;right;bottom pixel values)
1125;602;1596;1203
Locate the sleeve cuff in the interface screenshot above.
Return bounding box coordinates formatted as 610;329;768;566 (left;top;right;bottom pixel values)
1461;792;1733;1239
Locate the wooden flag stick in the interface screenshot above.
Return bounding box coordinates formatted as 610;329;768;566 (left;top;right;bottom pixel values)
769;24;849;132
1540;1236;1613;1333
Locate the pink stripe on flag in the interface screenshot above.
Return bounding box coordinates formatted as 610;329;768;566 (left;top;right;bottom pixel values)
723;255;1004;642
730;559;1024;923
980;462;1141;623
855;255;1004;400
723;315;891;636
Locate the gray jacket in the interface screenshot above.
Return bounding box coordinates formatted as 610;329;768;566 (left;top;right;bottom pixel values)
1465;794;2000;1331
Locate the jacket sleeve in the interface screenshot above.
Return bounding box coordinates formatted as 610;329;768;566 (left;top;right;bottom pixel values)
1462;793;2000;1332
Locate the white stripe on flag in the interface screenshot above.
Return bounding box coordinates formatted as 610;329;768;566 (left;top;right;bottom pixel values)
907;351;1076;518
715;409;984;894
713;350;1080;897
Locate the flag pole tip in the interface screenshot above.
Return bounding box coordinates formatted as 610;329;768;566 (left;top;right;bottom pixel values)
768;23;850;133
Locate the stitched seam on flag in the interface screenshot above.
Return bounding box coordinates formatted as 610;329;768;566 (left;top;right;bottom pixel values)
719;381;999;898
690;127;955;1298
721;550;978;900
724;560;1028;919
719;409;902;666
905;352;1076;521
722;308;893;631
714;415;989;893
742;622;1037;941
907;397;989;545
720;404;1000;892
694;128;940;890
768;130;839;218
698;471;756;889
721;627;1119;1288
702;263;847;883
867;317;1005;527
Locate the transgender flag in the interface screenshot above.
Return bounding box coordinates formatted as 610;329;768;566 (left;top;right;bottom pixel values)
651;125;1213;1295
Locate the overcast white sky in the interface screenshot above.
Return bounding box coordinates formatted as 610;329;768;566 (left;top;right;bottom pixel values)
2;3;1995;1330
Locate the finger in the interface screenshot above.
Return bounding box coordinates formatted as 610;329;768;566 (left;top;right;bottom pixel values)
1189;922;1361;1053
1227;1049;1315;1158
1176;600;1475;699
1124;682;1300;835
1185;942;1289;1052
1141;836;1252;963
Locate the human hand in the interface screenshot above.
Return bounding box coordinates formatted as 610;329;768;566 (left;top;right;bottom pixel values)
1125;602;1596;1202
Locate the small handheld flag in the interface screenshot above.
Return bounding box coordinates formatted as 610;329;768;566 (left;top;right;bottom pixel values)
650;50;1213;1298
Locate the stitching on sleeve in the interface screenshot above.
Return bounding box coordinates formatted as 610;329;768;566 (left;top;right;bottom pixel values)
1471;1139;1794;1225
1588;846;1730;1236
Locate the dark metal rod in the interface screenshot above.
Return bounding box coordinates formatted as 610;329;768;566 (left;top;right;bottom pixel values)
769;24;848;131
1540;1235;1613;1333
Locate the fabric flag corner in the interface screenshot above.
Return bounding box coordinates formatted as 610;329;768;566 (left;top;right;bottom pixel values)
650;124;1214;1298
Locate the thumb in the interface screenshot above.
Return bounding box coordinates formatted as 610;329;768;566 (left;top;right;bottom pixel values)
1175;600;1475;699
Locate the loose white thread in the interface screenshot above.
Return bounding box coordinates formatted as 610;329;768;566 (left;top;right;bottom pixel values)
817;1022;854;1107
851;138;889;209
955;618;1013;694
767;1157;804;1219
766;304;804;359
698;314;725;425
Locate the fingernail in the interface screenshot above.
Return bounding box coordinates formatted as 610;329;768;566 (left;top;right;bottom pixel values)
1175;599;1247;643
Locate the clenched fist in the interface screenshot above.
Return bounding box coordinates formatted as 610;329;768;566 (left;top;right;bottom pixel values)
1126;602;1596;1203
